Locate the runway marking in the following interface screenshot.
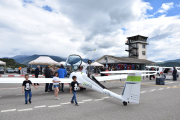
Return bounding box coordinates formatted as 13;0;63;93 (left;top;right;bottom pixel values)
166;87;170;89
150;89;156;92
102;97;109;99
94;99;104;101
17;108;33;111
60;102;70;105
158;88;164;90
140;91;147;93
34;105;46;108
142;84;180;89
1;109;16;113
173;86;177;87
82;99;92;102
9;88;18;89
78;102;84;104
48;105;61;108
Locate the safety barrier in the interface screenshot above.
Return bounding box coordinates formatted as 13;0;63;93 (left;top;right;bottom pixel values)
0;75;45;77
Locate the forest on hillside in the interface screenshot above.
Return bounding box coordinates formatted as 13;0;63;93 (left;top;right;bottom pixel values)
0;58;27;68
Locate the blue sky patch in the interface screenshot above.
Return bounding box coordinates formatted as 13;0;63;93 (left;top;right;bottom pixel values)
144;0;180;17
42;5;53;12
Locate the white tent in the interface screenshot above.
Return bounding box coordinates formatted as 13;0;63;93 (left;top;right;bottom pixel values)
0;60;6;65
73;61;87;66
90;62;104;67
58;61;70;66
29;56;59;65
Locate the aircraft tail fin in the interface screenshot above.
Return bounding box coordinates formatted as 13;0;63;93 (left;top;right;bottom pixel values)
121;72;141;104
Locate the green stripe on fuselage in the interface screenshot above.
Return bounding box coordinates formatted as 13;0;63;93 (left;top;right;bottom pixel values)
127;76;141;82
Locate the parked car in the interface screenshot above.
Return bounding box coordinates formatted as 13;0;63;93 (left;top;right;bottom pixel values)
6;68;14;73
21;68;27;74
0;67;4;74
14;68;19;73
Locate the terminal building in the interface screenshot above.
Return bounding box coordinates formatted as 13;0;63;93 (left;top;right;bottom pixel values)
95;35;156;70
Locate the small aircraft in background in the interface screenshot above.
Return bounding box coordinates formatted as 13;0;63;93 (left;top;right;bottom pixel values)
145;66;180;79
0;54;155;106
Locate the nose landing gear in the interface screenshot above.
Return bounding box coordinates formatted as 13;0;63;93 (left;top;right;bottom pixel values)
123;101;127;106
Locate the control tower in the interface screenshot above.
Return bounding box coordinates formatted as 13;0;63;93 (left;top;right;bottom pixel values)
125;35;149;59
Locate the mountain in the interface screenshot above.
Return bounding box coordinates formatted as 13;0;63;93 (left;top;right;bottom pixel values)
156;62;180;67
0;58;27;68
165;59;180;63
13;55;66;65
7;54;92;66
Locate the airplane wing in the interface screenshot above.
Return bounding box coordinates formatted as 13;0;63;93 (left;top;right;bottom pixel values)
95;74;155;81
95;75;127;81
0;78;75;83
100;70;157;74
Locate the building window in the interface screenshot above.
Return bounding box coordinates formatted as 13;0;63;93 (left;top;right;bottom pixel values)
142;44;145;48
142;51;146;55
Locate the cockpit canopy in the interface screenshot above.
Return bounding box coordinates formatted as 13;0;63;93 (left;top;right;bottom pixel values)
65;54;82;72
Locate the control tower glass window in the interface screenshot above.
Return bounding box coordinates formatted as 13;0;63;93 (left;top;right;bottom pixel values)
142;45;145;48
142;51;146;55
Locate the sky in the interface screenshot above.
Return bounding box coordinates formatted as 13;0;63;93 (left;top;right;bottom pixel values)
0;0;180;62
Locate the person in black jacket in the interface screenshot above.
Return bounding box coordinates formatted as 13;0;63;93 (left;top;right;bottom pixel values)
172;67;177;81
100;67;105;76
34;66;40;85
44;65;51;92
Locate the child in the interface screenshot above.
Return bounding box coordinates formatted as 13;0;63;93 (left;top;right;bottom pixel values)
22;74;37;104
70;76;83;106
52;72;61;100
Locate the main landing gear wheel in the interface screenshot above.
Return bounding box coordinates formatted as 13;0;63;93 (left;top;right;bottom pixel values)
123;101;127;106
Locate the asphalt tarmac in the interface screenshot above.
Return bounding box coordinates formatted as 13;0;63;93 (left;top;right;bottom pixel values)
0;75;180;120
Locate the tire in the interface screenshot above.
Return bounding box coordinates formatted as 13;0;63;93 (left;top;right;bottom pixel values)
123;101;127;106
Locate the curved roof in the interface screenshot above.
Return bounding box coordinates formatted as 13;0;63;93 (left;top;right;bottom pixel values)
29;56;59;65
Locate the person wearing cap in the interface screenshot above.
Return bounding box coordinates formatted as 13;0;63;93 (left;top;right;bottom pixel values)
57;64;67;92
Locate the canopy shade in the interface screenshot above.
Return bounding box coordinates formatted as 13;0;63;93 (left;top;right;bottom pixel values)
29;56;59;65
0;60;6;65
73;61;86;66
90;62;104;67
58;61;71;66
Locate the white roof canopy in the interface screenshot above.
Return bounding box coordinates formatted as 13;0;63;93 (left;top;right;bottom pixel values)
0;60;6;65
90;62;104;67
73;61;87;66
58;61;71;66
29;56;59;65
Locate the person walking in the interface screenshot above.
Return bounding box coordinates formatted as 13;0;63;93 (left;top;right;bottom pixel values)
22;74;37;104
34;66;40;86
57;64;67;92
172;67;177;81
44;65;51;92
70;76;84;106
53;72;61;100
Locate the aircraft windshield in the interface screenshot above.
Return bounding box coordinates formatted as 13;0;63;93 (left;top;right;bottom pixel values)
65;55;82;72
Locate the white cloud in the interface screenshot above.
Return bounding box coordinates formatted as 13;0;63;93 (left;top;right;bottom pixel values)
176;2;180;7
0;0;180;62
157;2;174;13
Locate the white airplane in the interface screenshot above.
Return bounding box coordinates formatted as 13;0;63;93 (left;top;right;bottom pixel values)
158;67;180;79
0;54;155;106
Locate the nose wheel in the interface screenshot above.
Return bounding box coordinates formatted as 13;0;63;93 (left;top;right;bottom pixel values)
123;101;127;106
